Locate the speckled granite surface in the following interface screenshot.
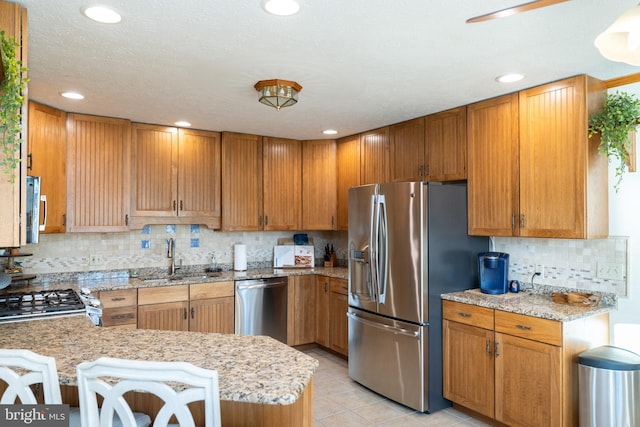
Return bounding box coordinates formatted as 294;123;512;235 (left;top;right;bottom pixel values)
441;288;615;322
0;316;318;405
6;267;348;293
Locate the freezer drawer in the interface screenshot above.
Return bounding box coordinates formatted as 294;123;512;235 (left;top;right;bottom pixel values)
347;307;428;412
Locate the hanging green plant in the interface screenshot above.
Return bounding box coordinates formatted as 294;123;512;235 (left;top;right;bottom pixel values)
0;30;28;183
588;90;640;192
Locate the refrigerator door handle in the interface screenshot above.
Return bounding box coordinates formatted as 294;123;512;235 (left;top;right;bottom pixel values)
369;193;379;302
347;312;420;338
377;194;388;304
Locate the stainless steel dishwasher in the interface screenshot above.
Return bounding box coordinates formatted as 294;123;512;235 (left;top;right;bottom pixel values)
235;277;288;344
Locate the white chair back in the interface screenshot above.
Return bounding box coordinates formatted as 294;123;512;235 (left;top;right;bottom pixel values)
76;357;221;427
0;348;62;404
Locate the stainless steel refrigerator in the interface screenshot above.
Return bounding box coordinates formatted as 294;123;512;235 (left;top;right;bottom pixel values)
347;181;487;413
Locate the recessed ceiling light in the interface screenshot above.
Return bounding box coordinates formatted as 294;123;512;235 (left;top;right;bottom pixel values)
82;6;122;24
322;129;338;135
496;73;524;83
175;121;191;127
60;92;85;100
262;0;300;16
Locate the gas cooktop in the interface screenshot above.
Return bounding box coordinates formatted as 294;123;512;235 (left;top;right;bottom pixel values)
0;289;87;322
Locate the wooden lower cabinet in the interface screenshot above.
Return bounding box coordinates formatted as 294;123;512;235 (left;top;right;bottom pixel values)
328;278;348;356
288;275;316;346
189;282;235;334
137;285;190;331
97;289;138;328
315;276;330;347
443;300;609;427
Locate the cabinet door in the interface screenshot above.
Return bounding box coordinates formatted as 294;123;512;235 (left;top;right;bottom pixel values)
221;132;263;231
467;94;520;236
189;297;234;334
177;128;221;227
315;276;330;347
66;114;131;232
329;278;348;356
302;140;336;230
519;75;607;239
360;127;390;185
131;123;177;219
390;117;425;182
336;135;360;230
287;275;316;346
0;2;26;247
442;320;495;418
426;106;467;181
495;333;562;427
263;137;301;230
137;301;189;331
27;101;67;233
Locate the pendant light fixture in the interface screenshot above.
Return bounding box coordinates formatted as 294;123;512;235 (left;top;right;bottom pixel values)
595;4;640;66
254;79;302;111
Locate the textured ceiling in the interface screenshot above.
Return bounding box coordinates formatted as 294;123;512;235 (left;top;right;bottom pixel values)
16;0;640;140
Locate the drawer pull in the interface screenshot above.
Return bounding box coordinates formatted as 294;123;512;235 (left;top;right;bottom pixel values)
111;297;126;302
495;342;500;358
458;312;472;318
110;314;134;320
516;324;532;331
486;339;491;355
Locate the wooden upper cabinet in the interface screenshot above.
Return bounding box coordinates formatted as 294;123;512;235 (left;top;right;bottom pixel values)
66;113;131;232
390;117;426;182
130;124;177;221
426;106;467;181
221;132;263;231
130;125;221;229
263;137;301;230
360;126;390;185
337;134;361;230
27;101;67;234
302;140;336;230
468;75;608;239
467;93;520;237
518;75;608;239
0;1;27;247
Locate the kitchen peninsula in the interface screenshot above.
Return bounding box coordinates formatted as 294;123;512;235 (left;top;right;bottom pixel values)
0;315;318;426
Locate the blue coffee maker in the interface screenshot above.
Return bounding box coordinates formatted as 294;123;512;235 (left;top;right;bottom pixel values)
478;252;509;294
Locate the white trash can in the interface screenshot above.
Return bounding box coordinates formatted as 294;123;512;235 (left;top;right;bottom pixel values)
578;345;640;427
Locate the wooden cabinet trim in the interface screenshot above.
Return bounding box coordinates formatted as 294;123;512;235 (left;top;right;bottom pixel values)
189;281;234;299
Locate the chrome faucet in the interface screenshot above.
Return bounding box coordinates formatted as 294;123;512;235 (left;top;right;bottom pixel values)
167;238;177;275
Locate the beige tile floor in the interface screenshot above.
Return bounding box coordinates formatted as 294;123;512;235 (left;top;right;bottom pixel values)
306;348;492;427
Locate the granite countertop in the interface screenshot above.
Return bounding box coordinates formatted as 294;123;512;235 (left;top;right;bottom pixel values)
0;316;318;405
7;267;348;293
441;288;615;322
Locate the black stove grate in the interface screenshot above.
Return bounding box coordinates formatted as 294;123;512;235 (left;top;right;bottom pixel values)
0;289;85;318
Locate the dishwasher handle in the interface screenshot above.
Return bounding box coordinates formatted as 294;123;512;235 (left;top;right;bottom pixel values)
236;279;287;291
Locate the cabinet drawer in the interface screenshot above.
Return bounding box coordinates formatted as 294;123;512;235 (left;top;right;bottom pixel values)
442;300;494;330
101;307;137;327
98;289;137;308
138;285;189;305
495;310;562;346
190;281;234;300
330;278;348;295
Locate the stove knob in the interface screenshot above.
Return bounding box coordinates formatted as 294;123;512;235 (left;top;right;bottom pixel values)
80;288;91;295
87;298;100;307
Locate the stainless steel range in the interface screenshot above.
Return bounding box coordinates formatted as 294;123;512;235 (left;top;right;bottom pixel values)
0;288;102;325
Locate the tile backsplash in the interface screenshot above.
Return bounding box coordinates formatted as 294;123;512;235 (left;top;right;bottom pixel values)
494;236;629;297
18;226;348;275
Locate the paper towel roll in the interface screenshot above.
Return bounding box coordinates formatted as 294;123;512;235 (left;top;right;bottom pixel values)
234;244;247;271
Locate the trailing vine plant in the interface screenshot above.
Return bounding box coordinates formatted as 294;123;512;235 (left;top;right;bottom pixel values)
588;90;640;192
0;30;28;183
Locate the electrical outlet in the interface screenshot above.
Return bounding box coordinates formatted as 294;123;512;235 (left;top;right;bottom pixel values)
597;262;624;281
89;254;103;266
535;264;545;279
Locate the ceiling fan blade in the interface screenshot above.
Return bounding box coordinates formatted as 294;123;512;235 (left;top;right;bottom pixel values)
466;0;569;24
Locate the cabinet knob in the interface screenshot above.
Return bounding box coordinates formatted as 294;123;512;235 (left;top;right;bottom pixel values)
180;200;184;211
191;307;195;319
486;339;491;355
183;308;188;320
